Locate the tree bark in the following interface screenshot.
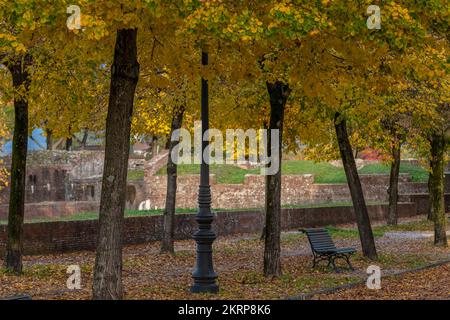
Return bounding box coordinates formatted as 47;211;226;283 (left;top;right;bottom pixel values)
46;129;53;150
151;136;158;158
263;81;290;277
387;138;401;225
427;165;433;221
429;132;447;247
65;137;73;151
161;105;185;254
4;54;32;274
81;129;89;149
93;29;140;300
334;113;378;260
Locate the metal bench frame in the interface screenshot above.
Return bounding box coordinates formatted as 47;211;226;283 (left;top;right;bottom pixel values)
300;228;356;272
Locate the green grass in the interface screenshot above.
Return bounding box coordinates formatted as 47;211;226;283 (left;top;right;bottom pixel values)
325;226;384;238
157;163;260;184
156;160;428;184
359;163;428;182
281;160;346;183
284;200;386;209
374;219;434;234
127;169;144;181
0;208;198;225
322;218;434;240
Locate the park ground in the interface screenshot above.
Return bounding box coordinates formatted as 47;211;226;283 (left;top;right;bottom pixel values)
0;215;448;300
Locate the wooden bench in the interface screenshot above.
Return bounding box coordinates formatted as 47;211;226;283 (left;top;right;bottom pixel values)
300;228;356;272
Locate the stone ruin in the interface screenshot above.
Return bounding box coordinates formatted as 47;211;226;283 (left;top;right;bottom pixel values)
0;150;147;219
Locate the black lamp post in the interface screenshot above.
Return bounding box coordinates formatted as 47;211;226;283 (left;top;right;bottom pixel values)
190;51;219;294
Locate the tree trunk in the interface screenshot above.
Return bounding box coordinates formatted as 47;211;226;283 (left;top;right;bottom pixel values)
429;132;447;247
80;129;89;149
65;137;72;151
151;136;158;158
161;105;185;254
387;138;401;225
4;54;32;274
46;129;53;150
263;81;290;277
93;29;140;300
334;113;378;260
427;167;433;221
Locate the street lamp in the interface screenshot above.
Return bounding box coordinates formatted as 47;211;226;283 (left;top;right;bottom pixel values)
190;51;219;294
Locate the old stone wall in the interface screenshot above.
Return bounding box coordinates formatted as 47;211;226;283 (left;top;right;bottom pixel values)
0;151;151;212
144;173;428;210
0;180;147;219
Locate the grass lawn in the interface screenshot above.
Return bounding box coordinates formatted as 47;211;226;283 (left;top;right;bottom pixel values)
154;160;428;184
157;163;260;184
127;169;145;181
0;208;198;225
322;218;435;239
358;163;429;182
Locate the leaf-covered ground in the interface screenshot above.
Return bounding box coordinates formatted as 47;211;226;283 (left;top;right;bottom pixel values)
0;216;448;300
314;263;450;300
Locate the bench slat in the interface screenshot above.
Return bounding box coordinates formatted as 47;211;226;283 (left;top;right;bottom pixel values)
312;244;336;249
309;236;333;241
301;228;356;271
309;238;335;245
309;236;334;242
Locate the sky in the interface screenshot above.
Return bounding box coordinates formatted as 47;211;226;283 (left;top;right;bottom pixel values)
0;128;46;156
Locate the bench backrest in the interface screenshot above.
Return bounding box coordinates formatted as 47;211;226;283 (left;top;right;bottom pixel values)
303;228;337;253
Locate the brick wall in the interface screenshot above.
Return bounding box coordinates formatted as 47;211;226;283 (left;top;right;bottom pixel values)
0;201;99;219
399;193;450;215
0;203;417;255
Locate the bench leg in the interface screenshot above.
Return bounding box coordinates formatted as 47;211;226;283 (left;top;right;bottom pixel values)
327;256;339;272
344;254;354;271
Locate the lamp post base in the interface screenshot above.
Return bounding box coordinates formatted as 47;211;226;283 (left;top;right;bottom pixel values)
190;283;219;294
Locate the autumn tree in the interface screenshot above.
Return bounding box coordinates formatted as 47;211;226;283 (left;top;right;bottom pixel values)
66;0;182;299
406;41;449;246
0;0;73;273
30;47;111;151
0;105;9;190
372;87;413;226
290;0;448;259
